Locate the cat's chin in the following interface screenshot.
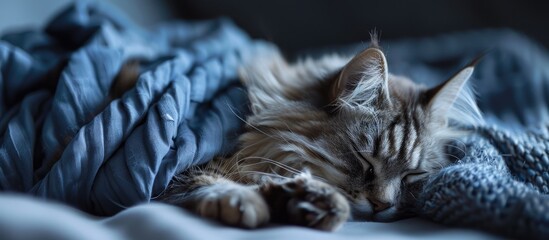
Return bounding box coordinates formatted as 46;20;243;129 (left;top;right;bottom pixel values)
371;207;400;222
373;208;416;222
349;202;374;221
350;206;413;222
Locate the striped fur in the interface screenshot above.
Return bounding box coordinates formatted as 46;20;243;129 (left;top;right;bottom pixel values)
162;40;482;228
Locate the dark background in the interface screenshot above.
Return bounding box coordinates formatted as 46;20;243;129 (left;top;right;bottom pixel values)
168;0;549;55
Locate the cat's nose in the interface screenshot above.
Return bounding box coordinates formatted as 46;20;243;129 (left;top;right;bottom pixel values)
369;198;392;212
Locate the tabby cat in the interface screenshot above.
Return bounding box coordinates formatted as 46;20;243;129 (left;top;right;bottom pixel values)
159;38;482;231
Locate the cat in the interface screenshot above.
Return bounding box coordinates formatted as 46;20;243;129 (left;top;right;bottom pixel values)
158;37;482;231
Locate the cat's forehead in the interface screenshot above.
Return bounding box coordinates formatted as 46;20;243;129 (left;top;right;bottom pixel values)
341;108;426;158
343;105;426;133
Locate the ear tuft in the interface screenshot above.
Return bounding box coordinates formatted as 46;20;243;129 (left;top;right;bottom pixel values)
369;30;380;49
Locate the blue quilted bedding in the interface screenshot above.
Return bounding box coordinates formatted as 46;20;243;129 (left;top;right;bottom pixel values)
1;1;548;239
0;1;252;215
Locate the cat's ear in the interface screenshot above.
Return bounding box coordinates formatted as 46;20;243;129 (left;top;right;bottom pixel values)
331;47;392;109
423;60;481;126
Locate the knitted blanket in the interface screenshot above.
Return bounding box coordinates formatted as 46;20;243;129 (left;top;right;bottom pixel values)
0;1;252;215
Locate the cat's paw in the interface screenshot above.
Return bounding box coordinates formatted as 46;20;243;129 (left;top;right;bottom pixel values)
194;183;270;228
261;174;350;231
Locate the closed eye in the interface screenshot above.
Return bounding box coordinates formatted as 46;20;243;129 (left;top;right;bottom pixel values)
350;143;375;180
350;142;371;166
403;171;428;183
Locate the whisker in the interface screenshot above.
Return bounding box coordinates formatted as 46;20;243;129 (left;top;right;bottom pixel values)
227;104;291;144
443;144;466;156
239;156;302;175
214;137;273;176
336;149;373;157
443;153;461;162
408;190;418;201
236;171;290;182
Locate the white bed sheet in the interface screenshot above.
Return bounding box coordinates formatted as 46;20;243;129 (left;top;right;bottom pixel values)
0;194;501;240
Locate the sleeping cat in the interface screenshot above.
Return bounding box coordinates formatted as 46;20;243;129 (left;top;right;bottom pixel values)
158;38;482;231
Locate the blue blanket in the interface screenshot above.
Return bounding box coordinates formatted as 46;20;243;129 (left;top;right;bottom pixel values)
0;1;252;215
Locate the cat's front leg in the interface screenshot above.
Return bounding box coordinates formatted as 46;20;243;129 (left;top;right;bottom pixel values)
161;171;270;228
259;173;350;231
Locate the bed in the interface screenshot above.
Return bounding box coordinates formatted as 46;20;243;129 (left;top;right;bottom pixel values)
0;194;499;240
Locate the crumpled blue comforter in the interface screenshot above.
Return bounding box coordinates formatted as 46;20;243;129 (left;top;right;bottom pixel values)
0;1;252;215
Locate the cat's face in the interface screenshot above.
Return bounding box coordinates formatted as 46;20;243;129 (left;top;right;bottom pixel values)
317;97;447;221
304;47;479;221
239;43;480;222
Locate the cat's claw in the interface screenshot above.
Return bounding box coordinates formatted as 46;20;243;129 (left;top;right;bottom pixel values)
261;175;350;231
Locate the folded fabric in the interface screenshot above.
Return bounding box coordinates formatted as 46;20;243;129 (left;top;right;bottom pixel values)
0;1;254;215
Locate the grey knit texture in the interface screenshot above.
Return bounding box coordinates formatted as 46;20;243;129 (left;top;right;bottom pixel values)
421;126;549;239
